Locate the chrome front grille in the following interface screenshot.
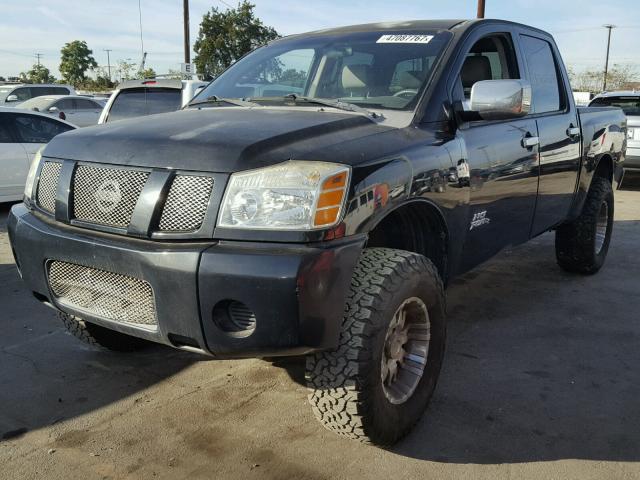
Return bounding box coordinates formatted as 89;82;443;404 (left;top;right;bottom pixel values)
48;261;156;327
34;159;216;238
159;175;214;231
36;161;62;213
72;165;149;227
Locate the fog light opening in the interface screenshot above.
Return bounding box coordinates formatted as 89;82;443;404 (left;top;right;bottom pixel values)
212;300;256;338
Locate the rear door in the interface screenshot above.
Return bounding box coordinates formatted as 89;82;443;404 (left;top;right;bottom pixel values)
518;33;581;235
0;113;29;199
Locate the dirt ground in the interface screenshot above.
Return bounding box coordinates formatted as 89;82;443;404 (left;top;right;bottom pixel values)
1;175;639;480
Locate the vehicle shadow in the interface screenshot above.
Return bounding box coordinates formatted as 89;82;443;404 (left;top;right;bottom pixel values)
0;202;202;441
620;170;640;190
272;219;640;463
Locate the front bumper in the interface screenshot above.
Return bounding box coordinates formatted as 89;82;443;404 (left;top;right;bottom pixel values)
8;204;364;358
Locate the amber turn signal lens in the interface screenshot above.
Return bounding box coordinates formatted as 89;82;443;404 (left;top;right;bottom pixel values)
317;189;344;208
314;207;340;226
322;171;347;190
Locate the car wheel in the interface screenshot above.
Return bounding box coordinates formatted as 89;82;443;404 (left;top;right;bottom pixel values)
306;248;446;445
59;312;151;352
555;176;614;274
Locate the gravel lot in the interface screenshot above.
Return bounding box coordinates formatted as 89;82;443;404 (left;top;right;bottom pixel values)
1;175;639;480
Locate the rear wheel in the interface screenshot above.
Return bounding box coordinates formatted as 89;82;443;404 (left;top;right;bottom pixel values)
59;312;151;352
555;176;614;274
306;248;446;445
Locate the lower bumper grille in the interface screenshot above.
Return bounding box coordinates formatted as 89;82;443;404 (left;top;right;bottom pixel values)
48;261;157;327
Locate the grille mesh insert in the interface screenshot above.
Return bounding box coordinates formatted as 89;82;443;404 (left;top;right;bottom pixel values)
72;165;149;227
36;161;62;213
48;261;156;327
158;175;214;231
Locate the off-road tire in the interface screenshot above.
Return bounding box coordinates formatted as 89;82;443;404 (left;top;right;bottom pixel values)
59;312;151;352
306;248;446;445
555;176;614;274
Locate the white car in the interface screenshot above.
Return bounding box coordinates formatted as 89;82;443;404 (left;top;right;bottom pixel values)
0;107;75;202
0;84;76;107
98;79;207;124
17;95;106;127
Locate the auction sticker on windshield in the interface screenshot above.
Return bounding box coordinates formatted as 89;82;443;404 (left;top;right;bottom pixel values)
377;34;433;44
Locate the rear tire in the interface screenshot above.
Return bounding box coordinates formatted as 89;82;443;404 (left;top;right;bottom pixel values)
306;248;446;445
555;176;614;274
59;312;151;352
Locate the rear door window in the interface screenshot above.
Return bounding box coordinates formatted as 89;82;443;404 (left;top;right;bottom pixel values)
76;98;101;109
107;88;182;122
519;35;563;113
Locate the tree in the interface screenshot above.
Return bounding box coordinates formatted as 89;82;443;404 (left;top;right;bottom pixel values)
116;59;137;81
568;63;638;93
59;40;98;86
193;1;279;79
138;67;156;79
19;64;56;84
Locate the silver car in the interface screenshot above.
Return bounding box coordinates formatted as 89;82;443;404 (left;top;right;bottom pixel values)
0;84;76;107
0;106;75;202
590;91;640;173
17;95;106;127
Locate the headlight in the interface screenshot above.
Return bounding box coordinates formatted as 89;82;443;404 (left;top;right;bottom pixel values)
218;160;350;230
23;148;43;202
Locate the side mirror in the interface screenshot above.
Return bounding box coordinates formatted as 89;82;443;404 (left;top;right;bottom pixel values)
48;106;59;113
470;79;532;121
6;94;18;102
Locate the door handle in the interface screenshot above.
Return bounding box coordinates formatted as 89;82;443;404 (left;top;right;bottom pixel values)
521;136;539;148
566;126;580;137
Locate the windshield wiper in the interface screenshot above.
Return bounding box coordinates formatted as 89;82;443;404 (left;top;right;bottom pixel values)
188;95;258;108
251;94;384;119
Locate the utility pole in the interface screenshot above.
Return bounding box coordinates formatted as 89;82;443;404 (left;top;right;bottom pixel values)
477;0;486;18
183;0;190;64
602;24;616;92
104;49;112;81
35;53;42;66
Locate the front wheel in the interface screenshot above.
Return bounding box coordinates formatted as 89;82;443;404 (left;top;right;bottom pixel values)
555;176;614;274
59;312;151;352
306;248;446;445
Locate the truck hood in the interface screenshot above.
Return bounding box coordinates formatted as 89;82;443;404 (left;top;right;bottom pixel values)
44;107;394;172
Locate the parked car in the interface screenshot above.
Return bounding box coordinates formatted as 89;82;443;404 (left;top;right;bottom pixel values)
0;84;76;107
9;19;626;445
98;79;207;124
17;95;106;127
0;107;75;202
590;91;639;173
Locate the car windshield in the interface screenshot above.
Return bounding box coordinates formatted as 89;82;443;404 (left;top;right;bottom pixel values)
18;97;56;111
193;30;452;112
590;96;640;116
106;88;182;123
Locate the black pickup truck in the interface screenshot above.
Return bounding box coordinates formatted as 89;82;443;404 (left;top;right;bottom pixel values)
8;19;626;445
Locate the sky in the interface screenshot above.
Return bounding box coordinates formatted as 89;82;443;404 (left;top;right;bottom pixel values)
0;0;638;80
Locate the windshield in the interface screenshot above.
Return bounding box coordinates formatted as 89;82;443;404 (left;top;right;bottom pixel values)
194;30;451;111
18;97;56;111
107;88;182;123
590;96;640;116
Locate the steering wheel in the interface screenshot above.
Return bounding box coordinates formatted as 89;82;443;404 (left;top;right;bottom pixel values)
393;89;418;99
